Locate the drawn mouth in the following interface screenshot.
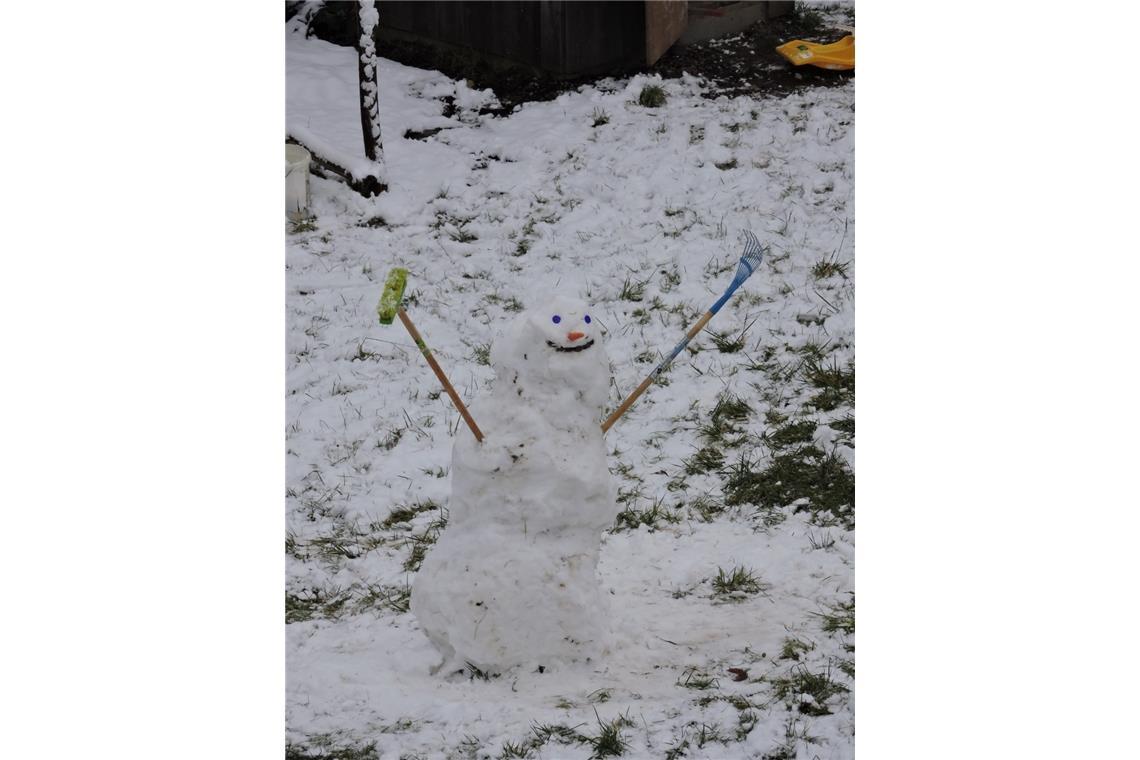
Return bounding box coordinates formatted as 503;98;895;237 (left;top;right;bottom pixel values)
546;339;595;353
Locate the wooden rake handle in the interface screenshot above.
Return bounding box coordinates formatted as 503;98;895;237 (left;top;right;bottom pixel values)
396;308;484;442
600;310;716;434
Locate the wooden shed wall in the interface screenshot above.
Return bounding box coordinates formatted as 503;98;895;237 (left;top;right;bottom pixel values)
378;1;648;77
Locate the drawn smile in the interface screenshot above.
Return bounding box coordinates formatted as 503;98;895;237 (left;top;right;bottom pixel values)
546;339;595;353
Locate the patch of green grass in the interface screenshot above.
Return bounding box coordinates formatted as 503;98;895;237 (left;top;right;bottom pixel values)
289;214;318;234
724;446;854;529
779;637;814;662
586;712;631;758
763;418;817;450
692;722;726;749
684;446;724;475
804;358;854;412
678;667;719;690
473;342;492;366
401;515;447;572
286;585;353;624
612;497;682;532
516;712;630;759
618;275;648;302
286;740;379;760
633;349;656;365
354;582;411;615
446;220;478;243
698;393;753;446
791;1;826;34
660;265;682;291
351;342;380;362
590;107;610;127
485;293;525;312
630;307;651;325
711;566;767;598
498;740;532;759
806;529;836;550
664;738;690;760
686;495;726;521
817;594;855;636
588;688;612;703
768;664;849;716
380;499;441;528
531;722;587;746
828;413;855;447
735;710;759;742
638;84;667;108
710;329;746;353
377;427;403;451
811;256;850;280
464;661;498;680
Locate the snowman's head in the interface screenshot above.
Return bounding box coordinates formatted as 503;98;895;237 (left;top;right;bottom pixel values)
490;296;611;415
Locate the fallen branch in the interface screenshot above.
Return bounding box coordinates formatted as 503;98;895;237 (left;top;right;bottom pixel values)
286;127;387;197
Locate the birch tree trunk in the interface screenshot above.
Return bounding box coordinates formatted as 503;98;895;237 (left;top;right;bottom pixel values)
356;1;383;164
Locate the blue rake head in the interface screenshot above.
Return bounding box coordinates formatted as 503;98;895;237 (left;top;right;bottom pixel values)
709;231;767;315
734;230;766;285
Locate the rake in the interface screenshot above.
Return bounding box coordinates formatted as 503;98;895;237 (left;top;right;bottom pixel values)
600;231;767;434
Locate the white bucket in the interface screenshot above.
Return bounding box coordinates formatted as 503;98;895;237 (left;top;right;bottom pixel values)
286;144;311;219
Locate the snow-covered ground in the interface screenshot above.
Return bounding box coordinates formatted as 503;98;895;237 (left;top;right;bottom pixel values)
286;14;854;759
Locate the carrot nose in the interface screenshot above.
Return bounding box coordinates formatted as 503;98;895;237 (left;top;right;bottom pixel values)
567;331;585;341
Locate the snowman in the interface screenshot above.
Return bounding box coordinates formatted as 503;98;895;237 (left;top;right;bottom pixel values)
410;295;617;674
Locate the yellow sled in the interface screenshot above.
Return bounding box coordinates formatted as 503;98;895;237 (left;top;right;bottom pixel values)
776;34;855;71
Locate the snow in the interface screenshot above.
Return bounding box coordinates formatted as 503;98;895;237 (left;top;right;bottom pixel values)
286;15;854;759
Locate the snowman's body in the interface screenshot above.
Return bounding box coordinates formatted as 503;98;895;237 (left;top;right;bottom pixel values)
411;297;617;673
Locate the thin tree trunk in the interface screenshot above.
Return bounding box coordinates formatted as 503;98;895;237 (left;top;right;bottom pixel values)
356;1;383;163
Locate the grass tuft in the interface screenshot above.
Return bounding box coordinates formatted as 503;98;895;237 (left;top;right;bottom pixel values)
678;667;719;690
779;636;814;661
381;499;441;529
711;566;767;598
683;446;725;475
591;107;611;127
811;256;850;280
804;358;854;412
698;393;752;447
768;663;849;716
473;342;492;366
619;275;649;302
817;594;855;636
638;84;667;108
289;214;318;234
612;496;682;532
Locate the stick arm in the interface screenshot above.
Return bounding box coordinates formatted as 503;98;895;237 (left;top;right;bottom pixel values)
396;308;485;442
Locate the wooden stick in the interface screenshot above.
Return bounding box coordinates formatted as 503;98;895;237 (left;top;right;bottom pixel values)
396;308;484;442
600;310;715;433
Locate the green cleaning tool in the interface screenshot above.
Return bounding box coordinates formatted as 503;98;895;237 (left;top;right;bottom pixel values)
377;268;484;442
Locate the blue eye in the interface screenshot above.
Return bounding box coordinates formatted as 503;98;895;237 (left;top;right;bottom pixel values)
584;315;592;324
552;315;561;324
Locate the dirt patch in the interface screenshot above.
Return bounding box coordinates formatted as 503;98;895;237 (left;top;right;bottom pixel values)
651;10;855;100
